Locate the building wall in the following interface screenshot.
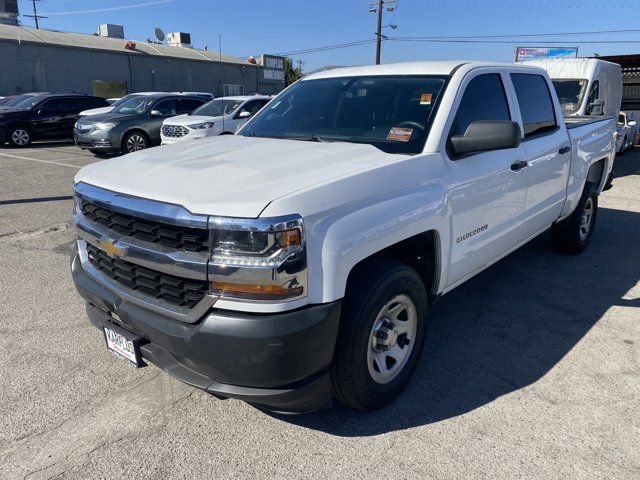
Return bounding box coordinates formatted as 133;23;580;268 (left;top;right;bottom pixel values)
0;40;282;96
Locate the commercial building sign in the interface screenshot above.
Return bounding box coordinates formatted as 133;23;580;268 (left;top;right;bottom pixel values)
515;47;578;62
260;55;285;82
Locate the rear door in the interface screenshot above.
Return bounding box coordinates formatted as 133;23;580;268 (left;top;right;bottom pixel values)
443;70;528;287
508;72;571;237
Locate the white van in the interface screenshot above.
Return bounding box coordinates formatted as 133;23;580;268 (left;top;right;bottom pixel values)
523;58;622;117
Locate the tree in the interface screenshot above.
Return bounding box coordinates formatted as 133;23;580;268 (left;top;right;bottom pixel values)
284;57;303;86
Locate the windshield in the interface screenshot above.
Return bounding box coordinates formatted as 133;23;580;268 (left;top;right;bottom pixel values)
7;95;44;111
240;75;448;154
110;94;141;108
190;99;243;117
552;79;588;114
112;96;156;115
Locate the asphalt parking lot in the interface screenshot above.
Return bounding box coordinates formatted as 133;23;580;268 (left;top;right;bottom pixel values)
0;141;638;480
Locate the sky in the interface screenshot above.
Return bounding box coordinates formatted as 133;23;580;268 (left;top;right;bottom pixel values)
16;0;640;72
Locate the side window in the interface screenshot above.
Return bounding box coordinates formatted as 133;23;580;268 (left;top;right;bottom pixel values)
241;101;263;117
176;98;204;114
587;80;600;105
510;73;557;137
39;98;74;114
153;99;177;116
449;73;511;140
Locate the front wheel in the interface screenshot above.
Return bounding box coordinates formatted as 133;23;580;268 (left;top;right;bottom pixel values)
330;258;428;411
121;131;149;154
552;182;598;254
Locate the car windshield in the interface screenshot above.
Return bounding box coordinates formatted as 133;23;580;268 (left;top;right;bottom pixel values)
112;96;156;115
190;99;244;117
110;94;141;108
0;97;14;106
552;79;588;114
7;95;44;111
240;75;448;154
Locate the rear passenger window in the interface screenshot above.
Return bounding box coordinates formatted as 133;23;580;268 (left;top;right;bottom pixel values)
511;74;557;137
449;73;511;139
177;98;205;114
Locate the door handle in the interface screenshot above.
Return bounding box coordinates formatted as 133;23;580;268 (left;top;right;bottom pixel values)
510;160;528;171
559;146;571;155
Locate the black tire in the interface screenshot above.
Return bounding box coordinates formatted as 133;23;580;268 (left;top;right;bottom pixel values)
7;125;32;148
330;258;428;411
121;131;149;154
552;182;598;254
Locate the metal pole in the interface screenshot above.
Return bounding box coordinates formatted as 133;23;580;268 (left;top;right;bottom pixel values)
375;0;383;64
32;0;39;29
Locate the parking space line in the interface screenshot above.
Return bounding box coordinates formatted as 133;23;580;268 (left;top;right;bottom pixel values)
0;151;81;169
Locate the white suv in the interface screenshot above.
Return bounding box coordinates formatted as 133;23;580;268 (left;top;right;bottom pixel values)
160;96;271;144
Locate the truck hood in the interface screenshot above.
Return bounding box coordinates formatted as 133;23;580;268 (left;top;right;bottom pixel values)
74;135;407;218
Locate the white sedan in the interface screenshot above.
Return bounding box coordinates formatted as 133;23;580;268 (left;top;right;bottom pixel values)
160;96;271;144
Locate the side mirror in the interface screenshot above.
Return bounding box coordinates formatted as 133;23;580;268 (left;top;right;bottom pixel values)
629;121;637;127
587;99;605;115
150;109;163;117
237;110;251;119
451;121;521;156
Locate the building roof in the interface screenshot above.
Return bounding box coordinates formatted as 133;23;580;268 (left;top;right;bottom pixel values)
0;24;253;66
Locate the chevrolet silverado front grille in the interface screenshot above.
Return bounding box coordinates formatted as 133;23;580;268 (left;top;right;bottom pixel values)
86;243;208;308
81;201;209;252
162;125;189;138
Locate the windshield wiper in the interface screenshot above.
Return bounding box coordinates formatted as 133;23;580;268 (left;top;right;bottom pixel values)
288;134;335;143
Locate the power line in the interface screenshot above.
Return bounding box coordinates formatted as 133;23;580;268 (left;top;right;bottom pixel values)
388;37;640;45
393;29;640;40
276;39;376;56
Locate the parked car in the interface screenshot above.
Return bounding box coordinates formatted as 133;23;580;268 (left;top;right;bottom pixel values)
160;95;270;144
0;93;109;147
615;111;637;154
70;61;615;413
0;92;50;112
74;94;207;155
79;92;163;117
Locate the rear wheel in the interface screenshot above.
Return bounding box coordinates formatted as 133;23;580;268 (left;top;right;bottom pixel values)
7;126;32;148
330;258;428;411
121;131;149;154
552;182;598;254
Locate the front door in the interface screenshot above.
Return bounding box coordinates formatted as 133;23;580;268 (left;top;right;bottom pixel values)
443;72;528;288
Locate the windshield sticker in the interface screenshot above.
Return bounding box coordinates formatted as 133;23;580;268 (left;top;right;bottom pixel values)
420;93;433;105
387;127;413;142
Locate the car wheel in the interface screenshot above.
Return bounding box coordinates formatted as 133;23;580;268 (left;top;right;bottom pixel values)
330;258;428;411
122;132;149;154
7;126;32;148
551;182;598;254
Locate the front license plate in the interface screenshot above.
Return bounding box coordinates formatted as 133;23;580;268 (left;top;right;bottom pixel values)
103;323;143;367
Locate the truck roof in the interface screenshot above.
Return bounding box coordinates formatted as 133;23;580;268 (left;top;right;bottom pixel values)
304;61;540;80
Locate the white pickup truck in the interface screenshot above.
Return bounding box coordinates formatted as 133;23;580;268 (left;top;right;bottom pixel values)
71;61;615;413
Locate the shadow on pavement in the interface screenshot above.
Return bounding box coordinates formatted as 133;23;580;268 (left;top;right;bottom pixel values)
0;140;76;149
273;206;640;436
613;147;640;179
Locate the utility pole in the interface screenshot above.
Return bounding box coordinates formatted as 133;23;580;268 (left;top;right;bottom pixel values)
24;0;47;29
375;0;383;65
369;0;397;65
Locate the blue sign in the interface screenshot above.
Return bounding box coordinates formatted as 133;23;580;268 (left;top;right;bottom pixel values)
516;47;578;62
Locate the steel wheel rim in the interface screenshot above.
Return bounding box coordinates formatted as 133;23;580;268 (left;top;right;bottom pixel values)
579;197;594;241
127;135;146;152
12;129;29;146
367;294;418;384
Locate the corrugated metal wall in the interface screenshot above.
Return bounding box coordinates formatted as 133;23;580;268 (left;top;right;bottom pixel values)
0;40;271;97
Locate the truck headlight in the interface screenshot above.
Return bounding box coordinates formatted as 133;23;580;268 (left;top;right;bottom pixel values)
189;122;215;130
208;215;306;301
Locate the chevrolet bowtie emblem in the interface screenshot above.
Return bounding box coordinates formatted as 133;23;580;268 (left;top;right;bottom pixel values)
99;239;124;258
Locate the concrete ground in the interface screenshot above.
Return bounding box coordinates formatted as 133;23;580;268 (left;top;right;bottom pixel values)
0;141;638;480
